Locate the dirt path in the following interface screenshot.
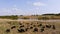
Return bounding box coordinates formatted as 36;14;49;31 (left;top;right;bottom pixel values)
0;19;60;22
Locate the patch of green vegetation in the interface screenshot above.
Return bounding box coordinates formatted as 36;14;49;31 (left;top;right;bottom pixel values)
38;16;49;20
0;15;18;20
22;17;29;19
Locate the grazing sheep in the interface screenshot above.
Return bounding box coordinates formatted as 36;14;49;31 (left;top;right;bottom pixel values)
30;22;33;25
33;25;36;27
33;28;38;32
6;29;10;33
52;25;56;29
40;28;44;32
26;23;29;25
30;23;33;25
38;24;42;27
19;23;22;25
37;22;38;24
30;26;33;29
19;25;24;28
25;28;29;31
46;24;51;28
41;26;45;28
11;26;16;29
17;29;25;33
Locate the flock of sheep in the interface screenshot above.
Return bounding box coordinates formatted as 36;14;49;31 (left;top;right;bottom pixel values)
5;21;56;34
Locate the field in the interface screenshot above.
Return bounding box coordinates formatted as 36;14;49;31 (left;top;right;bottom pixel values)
0;19;60;34
0;14;60;34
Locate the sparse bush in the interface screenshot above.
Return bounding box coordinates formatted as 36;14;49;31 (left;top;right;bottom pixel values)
0;15;18;20
38;17;49;20
22;17;29;19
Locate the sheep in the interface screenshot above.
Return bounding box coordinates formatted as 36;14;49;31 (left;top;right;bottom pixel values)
19;25;24;28
19;23;22;25
6;29;10;33
17;29;25;33
25;28;28;31
30;26;33;29
45;24;51;28
26;23;29;25
33;28;38;32
33;25;36;27
38;24;42;27
40;28;44;32
30;23;33;25
52;25;56;29
41;26;45;28
11;26;16;29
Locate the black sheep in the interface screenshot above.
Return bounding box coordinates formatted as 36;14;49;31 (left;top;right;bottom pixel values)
38;24;42;27
40;28;44;32
33;25;36;27
52;25;56;29
6;29;10;33
17;29;25;33
25;28;29;31
46;24;51;28
26;23;29;25
19;23;22;25
11;26;16;29
19;25;24;28
33;28;38;32
30;26;33;29
41;26;45;28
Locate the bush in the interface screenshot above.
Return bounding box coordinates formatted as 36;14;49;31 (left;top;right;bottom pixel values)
22;17;29;19
38;17;49;20
0;15;18;20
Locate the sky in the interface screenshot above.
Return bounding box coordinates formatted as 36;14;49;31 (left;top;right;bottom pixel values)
0;0;60;16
